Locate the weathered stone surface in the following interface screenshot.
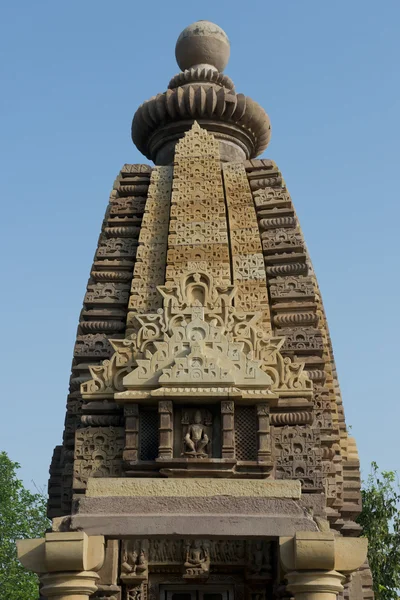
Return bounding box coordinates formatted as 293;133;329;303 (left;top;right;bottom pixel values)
32;18;369;600
85;477;301;498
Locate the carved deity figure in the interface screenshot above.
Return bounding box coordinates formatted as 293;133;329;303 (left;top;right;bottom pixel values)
121;543;148;581
249;541;272;578
183;410;209;457
184;540;210;577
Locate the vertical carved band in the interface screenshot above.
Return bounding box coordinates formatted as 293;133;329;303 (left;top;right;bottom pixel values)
221;400;235;459
256;403;271;462
126;166;173;335
223;162;272;331
166;122;231;286
158;401;173;460
124;404;139;463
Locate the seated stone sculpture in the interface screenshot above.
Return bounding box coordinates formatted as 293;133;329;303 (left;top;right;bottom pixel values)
183;410;209;457
184;540;210;577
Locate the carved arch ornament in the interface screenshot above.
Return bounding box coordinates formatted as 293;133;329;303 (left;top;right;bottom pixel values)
81;272;312;402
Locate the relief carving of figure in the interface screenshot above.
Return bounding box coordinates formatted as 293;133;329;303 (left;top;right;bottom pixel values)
183;410;209;457
183;540;210;578
248;541;272;579
121;542;148;582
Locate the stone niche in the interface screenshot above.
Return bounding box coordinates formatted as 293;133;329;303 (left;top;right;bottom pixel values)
174;405;221;459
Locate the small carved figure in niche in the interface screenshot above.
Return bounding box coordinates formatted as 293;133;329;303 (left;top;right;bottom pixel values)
247;541;272;580
121;549;138;575
121;541;148;582
183;540;210;579
183;410;209;457
137;549;147;574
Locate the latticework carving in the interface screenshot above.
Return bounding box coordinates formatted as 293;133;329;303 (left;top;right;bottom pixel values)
235;406;258;461
139;410;159;461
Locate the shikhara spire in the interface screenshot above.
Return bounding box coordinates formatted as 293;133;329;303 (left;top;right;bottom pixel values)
17;20;373;600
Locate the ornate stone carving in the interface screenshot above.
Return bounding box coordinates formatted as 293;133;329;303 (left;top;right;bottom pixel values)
270;412;313;426
109;197;146;216
260;216;297;230
158;400;173;460
269;276;315;300
127;166;173;331
148;540;182;564
273;312;318;327
73;427;124;489
253;188;292;209
273;425;323;490
82;270;312;401
279;327;324;353
74;334;115;359
84;283;130;305
124;404;139;462
120;164;152;175
96;238;138;259
132;83;271;162
266;263;307;277
104;226;141;238
256;403;271;461
262;229;304;252
126;584;146;600
232;254;265;280
247;541;273;580
121;540;148;583
91;271;133;282
209;540;246;563
183;540;210;580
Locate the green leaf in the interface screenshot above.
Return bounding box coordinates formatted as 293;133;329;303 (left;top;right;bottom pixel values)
357;463;400;600
0;451;50;600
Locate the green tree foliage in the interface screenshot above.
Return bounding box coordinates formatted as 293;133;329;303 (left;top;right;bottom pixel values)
357;462;400;600
0;451;49;600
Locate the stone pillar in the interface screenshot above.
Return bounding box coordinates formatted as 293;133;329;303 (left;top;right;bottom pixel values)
124;404;139;462
280;532;368;600
286;570;346;600
256;403;271;461
221;400;235;459
40;571;100;600
158;400;173;459
17;532;105;600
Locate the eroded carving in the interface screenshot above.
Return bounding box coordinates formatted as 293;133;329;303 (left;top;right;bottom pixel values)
182;409;211;458
73;427;124;489
121;540;148;583
183;540;210;580
273;425;323;490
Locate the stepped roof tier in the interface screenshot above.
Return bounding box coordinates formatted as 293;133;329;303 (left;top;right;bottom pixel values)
17;20;373;600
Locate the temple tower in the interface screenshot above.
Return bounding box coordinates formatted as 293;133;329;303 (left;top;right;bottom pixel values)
18;20;373;600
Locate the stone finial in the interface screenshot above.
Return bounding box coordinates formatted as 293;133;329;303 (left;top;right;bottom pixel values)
175;20;230;72
131;20;271;164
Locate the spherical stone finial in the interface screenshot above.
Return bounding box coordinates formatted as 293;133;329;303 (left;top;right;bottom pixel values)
175;20;230;73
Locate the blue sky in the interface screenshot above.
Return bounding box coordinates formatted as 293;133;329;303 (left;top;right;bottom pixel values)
1;0;399;491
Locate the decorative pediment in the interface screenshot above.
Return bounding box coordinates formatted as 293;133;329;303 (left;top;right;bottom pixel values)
81;272;312;401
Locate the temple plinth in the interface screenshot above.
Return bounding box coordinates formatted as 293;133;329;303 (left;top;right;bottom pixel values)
18;19;373;600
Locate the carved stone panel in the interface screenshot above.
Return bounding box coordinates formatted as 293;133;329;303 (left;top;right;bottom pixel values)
121;539;149;583
183;539;210;580
246;540;273;581
272;425;323;491
73;426;124;490
235;406;258;461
